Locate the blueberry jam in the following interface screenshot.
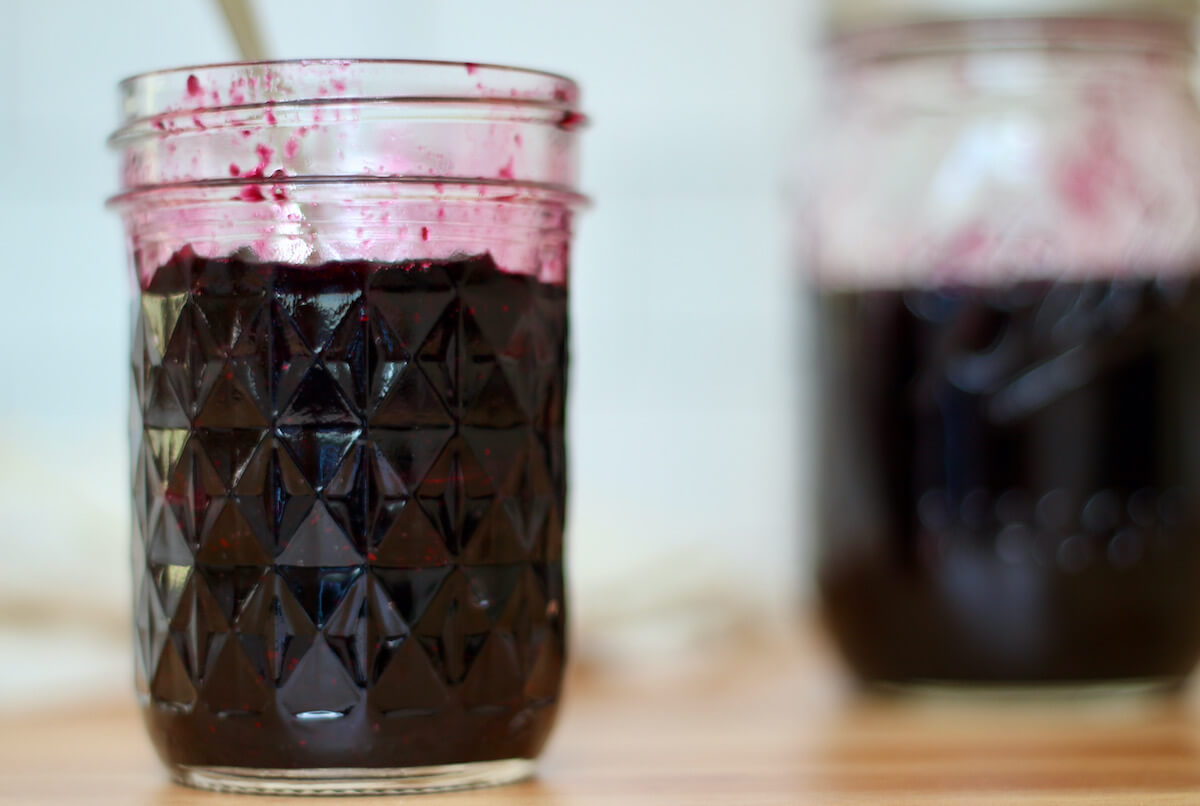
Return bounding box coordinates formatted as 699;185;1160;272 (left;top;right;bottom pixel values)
132;248;567;769
815;276;1200;683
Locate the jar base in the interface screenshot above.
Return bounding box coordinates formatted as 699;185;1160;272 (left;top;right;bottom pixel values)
171;758;536;796
867;677;1184;701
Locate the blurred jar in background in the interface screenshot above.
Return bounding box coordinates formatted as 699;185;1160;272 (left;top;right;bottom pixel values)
807;0;1200;684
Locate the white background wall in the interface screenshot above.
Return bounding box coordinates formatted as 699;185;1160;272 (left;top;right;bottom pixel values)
0;0;820;705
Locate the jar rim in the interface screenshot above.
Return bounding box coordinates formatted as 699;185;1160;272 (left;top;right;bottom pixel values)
826;0;1198;36
105;176;589;209
113;58;581;133
118;58;577;90
827;16;1195;59
108;59;586;199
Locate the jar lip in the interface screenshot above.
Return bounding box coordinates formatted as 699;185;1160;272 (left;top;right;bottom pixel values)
828;17;1195;59
826;0;1198;36
115;58;581;128
119;57;578;91
105;175;590;210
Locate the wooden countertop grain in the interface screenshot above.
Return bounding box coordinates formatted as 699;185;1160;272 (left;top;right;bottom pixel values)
4;627;1200;805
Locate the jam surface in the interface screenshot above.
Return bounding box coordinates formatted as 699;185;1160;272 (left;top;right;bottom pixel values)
815;276;1200;682
133;249;566;768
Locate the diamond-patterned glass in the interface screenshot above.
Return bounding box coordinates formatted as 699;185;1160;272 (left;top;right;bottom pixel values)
133;250;566;769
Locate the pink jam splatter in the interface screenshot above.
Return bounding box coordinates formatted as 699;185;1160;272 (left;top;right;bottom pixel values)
332;79;346;92
238;144;274;180
265;105;277;125
498;157;515;180
284;137;300;159
186;74;203;98
465;63;478;75
1059;162;1104;218
255;143;273;168
1057;125;1125;219
558;111;585;131
229;163;241;176
945;224;988;262
238;186;265;202
192;115;206;130
421;226;430;241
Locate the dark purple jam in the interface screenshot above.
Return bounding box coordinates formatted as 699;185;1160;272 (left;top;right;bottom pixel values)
815;276;1200;683
133;248;567;769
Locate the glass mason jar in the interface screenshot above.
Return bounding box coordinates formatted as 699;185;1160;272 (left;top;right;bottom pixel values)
807;2;1200;684
107;60;584;794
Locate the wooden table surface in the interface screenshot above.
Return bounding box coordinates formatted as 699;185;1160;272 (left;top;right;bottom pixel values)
6;628;1200;805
